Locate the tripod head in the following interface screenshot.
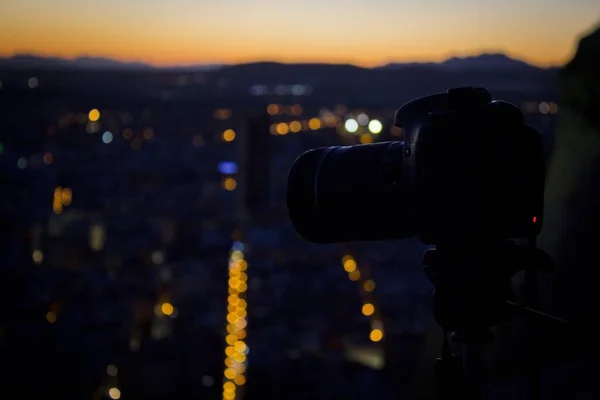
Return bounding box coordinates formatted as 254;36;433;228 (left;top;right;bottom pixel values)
423;241;554;338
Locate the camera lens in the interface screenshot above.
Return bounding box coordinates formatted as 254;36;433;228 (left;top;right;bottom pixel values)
287;142;413;243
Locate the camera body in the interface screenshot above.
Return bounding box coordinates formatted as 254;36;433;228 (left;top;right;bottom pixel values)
286;87;545;245
398;87;544;244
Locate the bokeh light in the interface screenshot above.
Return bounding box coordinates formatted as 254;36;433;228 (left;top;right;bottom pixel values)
344;118;359;133
370;329;384;342
161;302;174;316
89;109;100;122
276;123;289;135
308;118;321;130
223;177;237;191
362;303;375;316
222;129;236;142
108;387;121;400
289;121;301;133
368;119;383;134
102;131;114;144
222;242;249;399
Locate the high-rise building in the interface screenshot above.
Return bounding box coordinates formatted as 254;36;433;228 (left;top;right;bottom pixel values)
237;111;271;223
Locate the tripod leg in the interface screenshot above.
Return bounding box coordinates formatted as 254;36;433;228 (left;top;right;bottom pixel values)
433;332;467;400
434;355;465;400
524;267;540;400
523;236;540;400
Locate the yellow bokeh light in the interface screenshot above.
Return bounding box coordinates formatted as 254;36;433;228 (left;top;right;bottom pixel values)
236;330;247;339
308;118;321;130
225;346;237;358
161;302;174;316
363;279;376;292
228;295;239;304
236;309;247;318
61;187;72;206
343;259;357;272
360;133;374;144
226;334;238;345
227;313;238;324
239;260;248;271
32;249;44;264
341;255;353;264
223;390;236;400
362;303;375;316
53;186;63;214
370;329;384;342
349;269;361;281
233;352;247;363
88;109;100;122
231;250;243;261
225;357;234;367
234;375;246;386
235;318;247;329
108;388;121;400
234;341;247;353
224;368;237;379
46;311;57;323
276;123;289;135
223;381;236;392
222;129;236;142
289;120;301;133
233;362;246;374
223;177;237;191
237;282;248;292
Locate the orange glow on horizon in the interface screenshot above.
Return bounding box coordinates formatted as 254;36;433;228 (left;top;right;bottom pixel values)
1;1;598;69
0;46;574;69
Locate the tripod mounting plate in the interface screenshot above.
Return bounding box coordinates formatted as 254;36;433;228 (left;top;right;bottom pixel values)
422;241;553;340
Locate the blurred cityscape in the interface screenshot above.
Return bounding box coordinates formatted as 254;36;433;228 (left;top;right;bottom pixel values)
0;55;558;400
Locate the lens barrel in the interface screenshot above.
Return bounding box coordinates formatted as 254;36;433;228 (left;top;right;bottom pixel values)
286;142;411;243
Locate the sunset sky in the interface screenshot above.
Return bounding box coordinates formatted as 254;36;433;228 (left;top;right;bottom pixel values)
2;0;599;67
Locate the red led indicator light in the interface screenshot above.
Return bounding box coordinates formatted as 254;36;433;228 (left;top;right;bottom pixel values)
532;216;537;224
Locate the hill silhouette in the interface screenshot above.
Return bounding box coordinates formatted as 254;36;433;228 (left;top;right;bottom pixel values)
0;53;555;73
0;55;153;70
0;53;558;108
379;53;550;71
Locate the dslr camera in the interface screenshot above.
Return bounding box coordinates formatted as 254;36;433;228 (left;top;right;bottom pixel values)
287;87;545;245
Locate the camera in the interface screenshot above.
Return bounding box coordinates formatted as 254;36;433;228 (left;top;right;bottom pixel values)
286;87;545;244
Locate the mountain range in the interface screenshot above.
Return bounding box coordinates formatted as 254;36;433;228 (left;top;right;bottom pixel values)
0;53;556;72
378;53;547;71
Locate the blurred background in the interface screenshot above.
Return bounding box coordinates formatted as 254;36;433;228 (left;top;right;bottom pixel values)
1;1;599;399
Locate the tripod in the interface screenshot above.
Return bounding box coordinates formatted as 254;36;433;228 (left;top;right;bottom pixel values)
422;240;554;400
